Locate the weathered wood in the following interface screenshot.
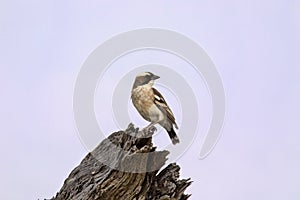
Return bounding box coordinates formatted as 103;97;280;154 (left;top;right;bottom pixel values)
51;123;192;200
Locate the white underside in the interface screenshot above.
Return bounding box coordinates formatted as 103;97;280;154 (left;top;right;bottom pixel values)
149;104;164;122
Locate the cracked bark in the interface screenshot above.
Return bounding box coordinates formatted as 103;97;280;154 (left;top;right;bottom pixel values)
51;123;192;200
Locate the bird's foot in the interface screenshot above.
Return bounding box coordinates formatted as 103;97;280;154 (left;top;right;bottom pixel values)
142;125;157;137
148;125;157;134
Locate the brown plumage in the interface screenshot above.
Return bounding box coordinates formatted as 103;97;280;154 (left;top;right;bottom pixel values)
131;72;180;145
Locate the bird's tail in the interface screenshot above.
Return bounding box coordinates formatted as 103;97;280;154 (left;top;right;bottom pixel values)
167;128;180;145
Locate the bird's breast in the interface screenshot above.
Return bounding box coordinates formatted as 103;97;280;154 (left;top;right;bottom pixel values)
131;87;154;121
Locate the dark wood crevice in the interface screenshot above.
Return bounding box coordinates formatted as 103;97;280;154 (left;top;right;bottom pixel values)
51;123;192;200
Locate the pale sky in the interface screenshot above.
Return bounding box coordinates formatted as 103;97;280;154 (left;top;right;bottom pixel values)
0;1;300;199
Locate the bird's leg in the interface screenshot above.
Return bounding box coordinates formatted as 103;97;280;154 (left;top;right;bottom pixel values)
145;122;157;130
142;120;161;136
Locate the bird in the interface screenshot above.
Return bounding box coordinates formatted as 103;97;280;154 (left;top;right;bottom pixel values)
131;72;180;145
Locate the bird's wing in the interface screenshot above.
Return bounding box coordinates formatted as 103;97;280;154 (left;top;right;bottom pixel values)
152;88;178;129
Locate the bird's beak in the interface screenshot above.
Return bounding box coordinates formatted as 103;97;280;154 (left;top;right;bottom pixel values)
151;75;160;80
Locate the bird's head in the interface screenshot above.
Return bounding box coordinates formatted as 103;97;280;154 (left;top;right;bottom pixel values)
132;72;160;89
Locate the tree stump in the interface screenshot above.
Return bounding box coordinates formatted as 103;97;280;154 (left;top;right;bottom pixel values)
51;123;192;200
